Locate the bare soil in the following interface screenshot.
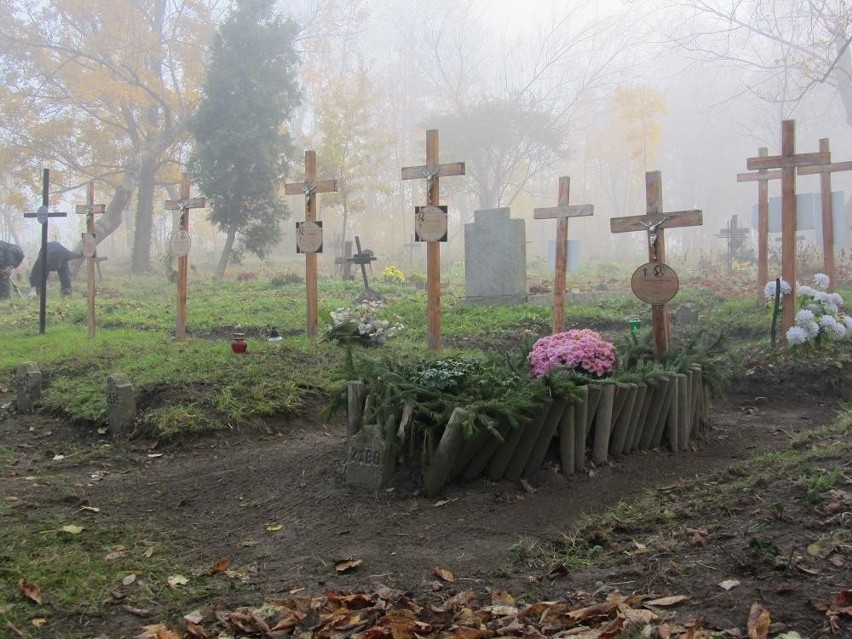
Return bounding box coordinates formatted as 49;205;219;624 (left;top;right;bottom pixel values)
1;364;850;638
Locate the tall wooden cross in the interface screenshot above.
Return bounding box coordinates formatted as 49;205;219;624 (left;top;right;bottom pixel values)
401;129;465;351
24;169;67;334
737;147;780;302
533;176;594;333
796;138;851;292
75;181;105;338
746;120;829;340
165;173;206;340
610;171;702;359
285;150;337;337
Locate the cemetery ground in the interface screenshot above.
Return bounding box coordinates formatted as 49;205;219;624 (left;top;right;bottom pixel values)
0;261;850;638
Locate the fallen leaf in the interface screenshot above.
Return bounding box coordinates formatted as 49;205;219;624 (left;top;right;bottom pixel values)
80;506;100;513
167;575;189;589
265;523;283;532
807;537;839;559
433;566;456;582
208;557;231;575
60;524;83;535
17;578;42;604
520;479;536;493
31;618;46;627
122;574;137;586
828;554;845;568
336;558;363;573
747;602;771;639
645;595;689;607
719;579;741;591
147;453;164;458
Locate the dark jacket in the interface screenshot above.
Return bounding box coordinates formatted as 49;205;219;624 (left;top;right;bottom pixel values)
0;240;24;269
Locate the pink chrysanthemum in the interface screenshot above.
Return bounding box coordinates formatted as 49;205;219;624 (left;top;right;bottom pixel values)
528;329;616;379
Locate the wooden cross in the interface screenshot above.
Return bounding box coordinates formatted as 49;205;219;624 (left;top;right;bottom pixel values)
715;214;750;275
334;240;354;280
737;147;780;303
401;129;465;351
23;168;68;334
285;150;337;337
610;171;702;359
74;181;105;338
165;173;206;340
533;176;594;333
746;120;829;340
796;138;850;292
348;235;377;290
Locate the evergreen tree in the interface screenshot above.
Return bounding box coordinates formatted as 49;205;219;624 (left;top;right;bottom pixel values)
189;0;300;278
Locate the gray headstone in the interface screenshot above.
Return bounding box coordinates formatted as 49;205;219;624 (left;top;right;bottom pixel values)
674;304;699;326
16;362;42;413
345;423;396;490
464;207;527;304
106;372;135;437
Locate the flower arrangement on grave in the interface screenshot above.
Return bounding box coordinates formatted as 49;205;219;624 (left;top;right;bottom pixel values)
785;274;852;345
324;300;404;346
382;266;406;283
528;329;616;379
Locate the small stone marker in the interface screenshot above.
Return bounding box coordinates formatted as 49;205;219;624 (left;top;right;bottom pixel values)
16;362;42;413
674;303;699;326
464;208;526;304
106;372;135;437
345;423;396;490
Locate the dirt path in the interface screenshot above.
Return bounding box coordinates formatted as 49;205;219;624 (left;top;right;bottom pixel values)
2;376;844;636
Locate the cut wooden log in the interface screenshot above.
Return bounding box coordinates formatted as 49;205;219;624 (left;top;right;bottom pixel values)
524;399;568;477
504;398;554;481
609;383;638;458
678;371;691;450
666;374;686;452
650;376;677;449
558;400;576;475
573;385;590;472
487;410;540;481
626;383;650;453
637;380;666;450
423;408;469;497
461;423;507;481
450;425;493;481
591;384;615;465
347;381;366;436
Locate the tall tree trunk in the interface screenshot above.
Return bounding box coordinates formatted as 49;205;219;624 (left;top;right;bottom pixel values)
131;152;158;273
215;226;237;280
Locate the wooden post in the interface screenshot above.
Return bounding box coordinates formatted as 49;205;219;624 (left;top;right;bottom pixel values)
746;121;829;341
401;129;465;351
737;148;780;303
165;173;206;340
23;169;68;335
285;151;337;337
74;181;105;338
797;138;852;292
533;176;594;333
610;171;702;358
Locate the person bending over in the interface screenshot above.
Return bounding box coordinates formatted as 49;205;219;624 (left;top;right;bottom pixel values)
0;240;25;299
29;242;82;297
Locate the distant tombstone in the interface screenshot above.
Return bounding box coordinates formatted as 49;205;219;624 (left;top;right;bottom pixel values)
464;207;526;304
547;239;581;272
674;304;699;326
345;423;396;490
16;362;42;413
106;372;136;437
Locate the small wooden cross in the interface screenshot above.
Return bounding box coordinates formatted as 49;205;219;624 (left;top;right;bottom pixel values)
746;120;829;340
348;236;377;290
24;169;68;334
715;214;750;275
74;181;105;338
533;176;594;333
285;150;337;338
610;171;702;359
401;129;465;351
796;138;850;292
165;173;206;340
737;147;780;302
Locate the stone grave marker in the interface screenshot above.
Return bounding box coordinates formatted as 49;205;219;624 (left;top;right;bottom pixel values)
345;423;396;490
464;207;526;304
106;372;136;437
674;303;699;327
16;362;42;413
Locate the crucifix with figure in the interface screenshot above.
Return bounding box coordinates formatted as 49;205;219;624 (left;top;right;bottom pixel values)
23;169;68;335
737;147;780;303
610;171;702;359
797;137;850;292
401;129;465;351
165;173;206;340
746;120;829;340
285;150;337;337
533;176;594;333
75;180;105;338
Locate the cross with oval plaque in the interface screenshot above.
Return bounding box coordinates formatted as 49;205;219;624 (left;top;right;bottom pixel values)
630;262;679;305
414;205;448;242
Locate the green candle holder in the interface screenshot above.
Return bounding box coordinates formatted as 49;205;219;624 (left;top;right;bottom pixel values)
629;318;641;338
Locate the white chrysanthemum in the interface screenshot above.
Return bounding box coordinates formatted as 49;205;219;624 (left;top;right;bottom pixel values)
795;309;815;326
831;323;847;339
798;285;817;298
786;326;809;345
813;273;830;289
807;303;822;314
820;315;838;329
844;316;852;331
828;292;844;306
804;321;820;339
824;302;839;314
764;279;792;299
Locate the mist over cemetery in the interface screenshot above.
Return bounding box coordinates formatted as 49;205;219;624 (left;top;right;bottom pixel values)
2;1;852;638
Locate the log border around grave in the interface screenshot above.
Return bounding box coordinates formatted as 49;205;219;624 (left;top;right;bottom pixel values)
346;367;713;496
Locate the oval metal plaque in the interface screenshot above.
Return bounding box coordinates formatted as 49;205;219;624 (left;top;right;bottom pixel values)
171;230;192;257
630;262;679;305
296;220;323;254
415;205;448;242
